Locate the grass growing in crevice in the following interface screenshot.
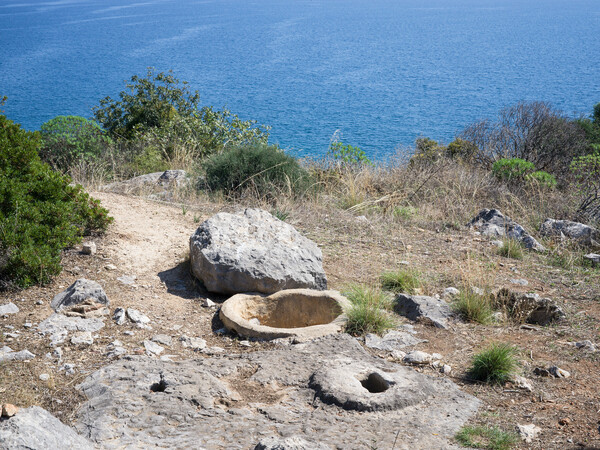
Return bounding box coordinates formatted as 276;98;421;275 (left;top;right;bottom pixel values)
379;268;422;294
452;290;494;324
468;342;520;384
455;425;519;450
496;239;524;260
343;285;396;336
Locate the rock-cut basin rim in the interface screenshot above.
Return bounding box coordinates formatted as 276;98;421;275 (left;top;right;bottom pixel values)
219;289;351;339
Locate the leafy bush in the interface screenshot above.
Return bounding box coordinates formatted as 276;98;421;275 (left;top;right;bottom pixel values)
525;170;557;189
452;291;494;324
492;158;535;181
203;143;311;197
410;137;444;164
455;425;519;450
468;342;519;384
379;268;422;294
93;68;269;157
343;285;395;336
38;116;110;171
327;141;371;166
445;138;479;162
0;114;112;288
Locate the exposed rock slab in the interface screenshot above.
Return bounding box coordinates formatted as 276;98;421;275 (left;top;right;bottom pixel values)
190;209;327;294
100;170;189;195
468;209;545;251
394;294;454;328
0;302;19;315
38;314;104;345
50;279;108;312
540;219;600;248
74;334;479;449
0;406;93;449
365;330;425;351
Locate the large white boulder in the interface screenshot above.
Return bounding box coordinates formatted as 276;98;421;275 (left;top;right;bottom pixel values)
190;209;327;294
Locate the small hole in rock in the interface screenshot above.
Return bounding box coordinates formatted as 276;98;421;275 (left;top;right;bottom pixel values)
360;372;390;393
150;378;167;393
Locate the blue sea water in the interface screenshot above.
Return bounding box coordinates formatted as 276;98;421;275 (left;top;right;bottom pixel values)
0;0;598;159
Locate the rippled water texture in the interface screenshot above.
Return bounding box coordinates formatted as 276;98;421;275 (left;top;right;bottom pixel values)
1;0;598;159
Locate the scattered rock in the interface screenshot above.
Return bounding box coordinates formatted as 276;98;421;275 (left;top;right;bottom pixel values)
403;350;438;365
467;209;545;251
35;300;44;305
202;298;216;308
584;253;600;266
152;334;172;346
540;219;600;248
126;308;150;327
143;340;164;356
51;279;109;312
0;406;94;449
255;436;331;450
239;340;252;347
513;375;533;392
38;314;104;346
81;241;96;255
39;374;50;382
559;417;571;426
106;341;127;358
442;287;460;299
105;263;117;271
189;208;327;294
63;298;108;318
441;364;452;375
0;349;35;363
394;294;453;329
60;364;76;376
71;331;94;346
113;307;126;325
510;278;529;286
548;366;570;378
2;403;19;417
495;288;565;325
180;335;207;350
575;340;596;352
117;275;137;286
517;423;541;443
365;330;425;351
0;302;19;315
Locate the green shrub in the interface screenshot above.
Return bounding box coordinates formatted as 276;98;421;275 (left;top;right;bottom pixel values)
392;206;417;220
38;116;110;171
327;141;371;166
491;158;535;182
468;342;519;384
0;114;112;288
410;137;445;164
455;425;519;450
525;170;557;189
452;291;494;324
496;239;524;260
379;268;421;294
343;285;395;336
445;138;479;162
203;143;311;197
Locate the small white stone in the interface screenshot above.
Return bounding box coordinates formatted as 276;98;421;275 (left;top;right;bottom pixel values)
126;308;150;324
203;298;216;308
71;331;93;346
517;423;541;443
143;340;164;356
403;351;433;365
39;373;50;381
513;375;533;392
82;242;97;255
548;366;570;378
105;264;117;271
443;287;460;298
239;340;251;347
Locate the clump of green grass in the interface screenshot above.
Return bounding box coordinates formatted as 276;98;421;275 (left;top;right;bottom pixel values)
469;342;520;384
496;239;524;260
455;425;519;450
343;285;395;336
452;291;494;324
379;268;422;294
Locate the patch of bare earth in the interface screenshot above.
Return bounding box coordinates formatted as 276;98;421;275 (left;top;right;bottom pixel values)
1;191;599;449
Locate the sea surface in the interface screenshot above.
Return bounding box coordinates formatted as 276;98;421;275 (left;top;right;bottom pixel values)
1;0;598;159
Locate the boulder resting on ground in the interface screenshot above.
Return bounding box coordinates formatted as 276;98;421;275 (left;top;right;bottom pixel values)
540;218;600;248
190;208;327;294
51;279;108;312
495;288;565;325
468;209;545;251
394;293;454;329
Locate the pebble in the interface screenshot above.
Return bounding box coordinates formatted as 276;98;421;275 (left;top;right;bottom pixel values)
123;331;135;336
510;278;529;286
71;331;94;346
39;374;50;381
105;264;117;271
126;308;150;325
559;417;571;426
82;242;97;255
35;300;44;305
548;366;570;378
0;302;19;315
443;287;460;298
513;375;533;392
143;340;164;356
517;423;541;443
118;275;137;286
1;403;19;417
403;351;434;365
203;298;216;308
113;308;126;325
152;334;172;346
180;336;207;350
60;364;76;376
239;340;251;347
441;364;452;375
575;340;596;352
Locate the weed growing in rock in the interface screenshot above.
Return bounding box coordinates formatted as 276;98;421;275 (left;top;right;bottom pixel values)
452;291;494;324
343;285;395;336
468;342;519;384
496;239;524;260
379;268;422;294
455;425;519;450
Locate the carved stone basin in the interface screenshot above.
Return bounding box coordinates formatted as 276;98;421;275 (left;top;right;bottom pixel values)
219;289;351;339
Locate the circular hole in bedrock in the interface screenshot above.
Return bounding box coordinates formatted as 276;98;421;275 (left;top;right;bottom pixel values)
360;372;390;393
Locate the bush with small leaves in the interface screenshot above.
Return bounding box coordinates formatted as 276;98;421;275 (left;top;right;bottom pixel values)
0;114;112;288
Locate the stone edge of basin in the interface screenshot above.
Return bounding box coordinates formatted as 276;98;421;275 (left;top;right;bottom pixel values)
219;289;352;340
